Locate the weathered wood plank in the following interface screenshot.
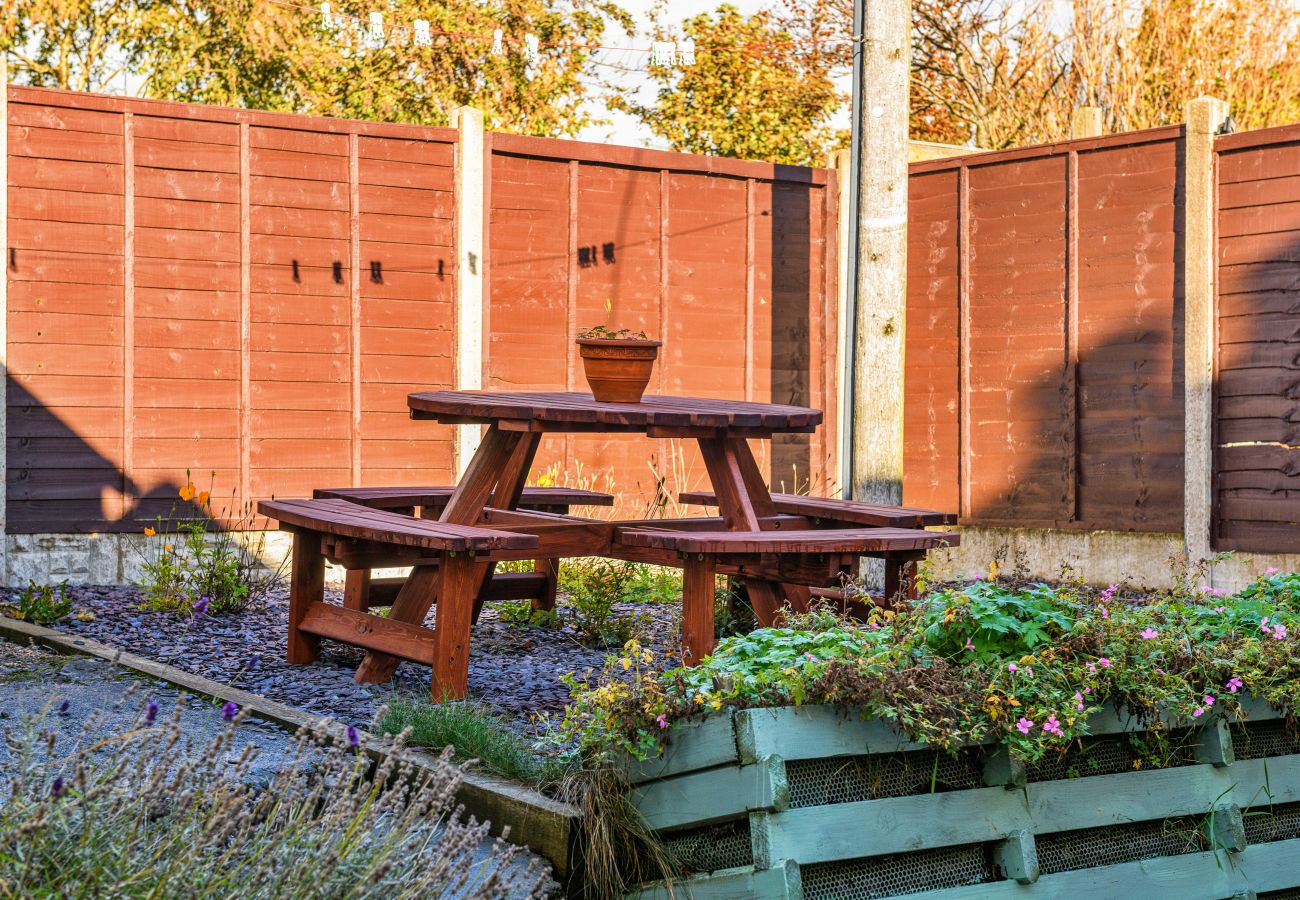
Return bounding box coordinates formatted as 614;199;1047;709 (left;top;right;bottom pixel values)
621;713;740;783
632;755;787;831
624;860;801;900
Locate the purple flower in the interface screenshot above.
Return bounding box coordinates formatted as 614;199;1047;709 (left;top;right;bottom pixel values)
145;698;159;724
1140;628;1159;640
347;726;360;748
1203;695;1216;707
1100;606;1110;620
51;776;64;798
1214;606;1226;614
1226;676;1244;693
1074;692;1085;712
655;714;669;729
1015;717;1033;735
1043;715;1064;737
1192;707;1205;718
1098;657;1111;668
221;701;238;721
1265;566;1280;576
192;596;210;620
1007;663;1018;673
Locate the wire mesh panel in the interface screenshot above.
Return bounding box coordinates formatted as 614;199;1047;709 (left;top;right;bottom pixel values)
786;748;984;808
800;844;993;900
1036;816;1205;875
1234;720;1300;760
1244;802;1300;845
1026;729;1200;782
1260;891;1300;900
659;818;753;874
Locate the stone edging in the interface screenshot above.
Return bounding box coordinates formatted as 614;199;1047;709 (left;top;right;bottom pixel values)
0;615;580;883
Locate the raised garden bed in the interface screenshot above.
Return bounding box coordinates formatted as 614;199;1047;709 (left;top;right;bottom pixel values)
622;700;1300;899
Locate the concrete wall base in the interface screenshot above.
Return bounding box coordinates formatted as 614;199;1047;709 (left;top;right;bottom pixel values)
930;527;1300;593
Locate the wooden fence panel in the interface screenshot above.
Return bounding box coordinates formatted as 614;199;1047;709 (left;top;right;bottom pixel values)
1214;124;1300;553
903;128;1185;533
5;86;457;533
486;136;837;511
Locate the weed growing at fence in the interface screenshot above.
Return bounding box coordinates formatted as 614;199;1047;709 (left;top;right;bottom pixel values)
0;695;553;898
378;696;571;787
558;566;1300;766
0;581;86;626
134;472;284;616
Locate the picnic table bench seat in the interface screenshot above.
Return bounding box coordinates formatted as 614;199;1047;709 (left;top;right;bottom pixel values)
677;490;956;528
618;525;959;664
259;498;538;553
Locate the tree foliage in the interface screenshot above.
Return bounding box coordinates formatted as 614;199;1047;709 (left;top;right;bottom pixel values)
2;0;632;136
616;4;842;166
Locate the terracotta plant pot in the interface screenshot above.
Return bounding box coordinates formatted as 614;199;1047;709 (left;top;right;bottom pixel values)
576;337;662;403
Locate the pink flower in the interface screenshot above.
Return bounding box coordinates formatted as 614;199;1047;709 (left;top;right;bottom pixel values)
1007;663;1018;673
1261;617;1270;628
1265;567;1280;576
1214;606;1226;614
1016;717;1033;735
655;714;669;729
1140;628;1159;640
1203;695;1215;706
1074;692;1085;712
1192;707;1205;718
1101;606;1110;619
1025;666;1034;677
1043;715;1064;736
870;622;882;630
1272;624;1288;640
1098;657;1112;668
1226;676;1244;693
965;638;976;652
1085;662;1096;674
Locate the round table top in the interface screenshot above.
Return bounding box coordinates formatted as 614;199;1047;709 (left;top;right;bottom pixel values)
407;390;822;434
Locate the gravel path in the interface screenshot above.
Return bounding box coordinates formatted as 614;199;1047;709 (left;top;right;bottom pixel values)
43;584;680;737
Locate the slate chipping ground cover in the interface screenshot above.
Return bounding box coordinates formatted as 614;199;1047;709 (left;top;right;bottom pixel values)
37;584;681;737
0;639;556;898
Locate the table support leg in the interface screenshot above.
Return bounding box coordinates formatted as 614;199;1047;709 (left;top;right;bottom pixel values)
682;554;717;665
287;530;324;665
533;557;559;612
355;565;440;683
343;570;370;612
431;553;478;701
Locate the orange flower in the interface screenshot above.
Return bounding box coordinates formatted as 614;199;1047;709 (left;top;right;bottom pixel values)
164;544;174;552
197;490;211;506
179;482;196;501
144;527;156;537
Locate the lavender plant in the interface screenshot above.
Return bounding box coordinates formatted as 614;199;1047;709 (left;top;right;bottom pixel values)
0;694;555;898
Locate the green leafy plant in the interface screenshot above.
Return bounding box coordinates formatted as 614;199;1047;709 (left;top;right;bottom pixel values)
1;581;77;625
0;696;553;898
496;598;561;629
577;324;651;340
135;472;284;616
557;567;1300;768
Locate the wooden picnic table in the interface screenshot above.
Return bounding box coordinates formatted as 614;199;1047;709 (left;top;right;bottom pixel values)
259;390;957;701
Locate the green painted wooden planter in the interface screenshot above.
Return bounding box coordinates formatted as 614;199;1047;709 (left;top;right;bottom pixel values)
621;698;1300;899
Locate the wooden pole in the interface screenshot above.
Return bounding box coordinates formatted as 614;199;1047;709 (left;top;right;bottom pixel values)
0;57;8;584
831;148;852;495
452;107;486;476
1184;96;1230;566
850;0;911;512
1071;107;1104;140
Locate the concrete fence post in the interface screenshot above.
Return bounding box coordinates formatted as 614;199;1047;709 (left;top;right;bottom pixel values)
1183;96;1231;565
452;107;486;476
1071;107;1103;140
1;57;9;584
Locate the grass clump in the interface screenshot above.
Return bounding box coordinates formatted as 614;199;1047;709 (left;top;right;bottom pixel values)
378;696;571;787
0;693;554;898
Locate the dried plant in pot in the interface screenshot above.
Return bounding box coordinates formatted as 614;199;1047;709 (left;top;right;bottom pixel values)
576;325;662;403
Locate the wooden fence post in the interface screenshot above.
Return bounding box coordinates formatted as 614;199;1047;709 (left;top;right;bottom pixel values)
452;107;486;476
1184;96;1230;565
1;57;9;583
1071;107;1103;140
830;148;852;495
